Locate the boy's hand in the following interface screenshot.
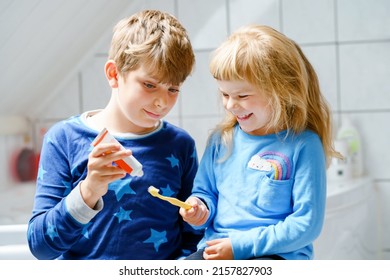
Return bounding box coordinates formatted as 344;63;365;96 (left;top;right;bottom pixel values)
179;197;209;226
80;142;130;208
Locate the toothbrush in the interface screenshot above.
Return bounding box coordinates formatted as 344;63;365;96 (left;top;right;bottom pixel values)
148;186;192;210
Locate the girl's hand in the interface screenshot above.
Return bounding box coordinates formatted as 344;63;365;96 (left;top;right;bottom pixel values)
80;142;130;208
179;197;209;226
204;238;233;260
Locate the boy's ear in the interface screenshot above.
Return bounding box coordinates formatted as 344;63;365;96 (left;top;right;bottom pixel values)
105;60;118;88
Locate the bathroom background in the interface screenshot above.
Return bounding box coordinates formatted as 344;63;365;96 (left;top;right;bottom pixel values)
0;0;389;259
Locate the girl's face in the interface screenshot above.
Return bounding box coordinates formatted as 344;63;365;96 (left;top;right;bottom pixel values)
115;65;181;134
217;79;274;136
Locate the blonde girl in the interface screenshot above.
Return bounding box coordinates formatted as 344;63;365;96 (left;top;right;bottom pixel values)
180;25;340;260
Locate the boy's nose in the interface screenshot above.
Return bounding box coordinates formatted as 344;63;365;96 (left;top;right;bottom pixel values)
154;93;167;108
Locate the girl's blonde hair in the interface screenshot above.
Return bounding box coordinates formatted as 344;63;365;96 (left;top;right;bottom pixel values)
109;10;194;85
209;25;340;165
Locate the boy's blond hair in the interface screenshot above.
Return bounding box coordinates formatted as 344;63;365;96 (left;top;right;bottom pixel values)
109;10;194;85
209;25;341;165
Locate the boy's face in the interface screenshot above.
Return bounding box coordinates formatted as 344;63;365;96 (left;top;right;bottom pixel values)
115;65;181;134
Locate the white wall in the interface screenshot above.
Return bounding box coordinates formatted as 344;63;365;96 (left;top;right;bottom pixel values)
24;0;390;258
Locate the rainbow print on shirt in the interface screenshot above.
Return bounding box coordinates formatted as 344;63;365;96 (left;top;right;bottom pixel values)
247;151;291;180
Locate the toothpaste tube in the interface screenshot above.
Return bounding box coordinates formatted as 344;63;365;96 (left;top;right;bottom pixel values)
91;128;144;177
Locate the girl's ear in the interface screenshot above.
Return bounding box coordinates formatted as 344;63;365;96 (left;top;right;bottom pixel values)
105;60;118;88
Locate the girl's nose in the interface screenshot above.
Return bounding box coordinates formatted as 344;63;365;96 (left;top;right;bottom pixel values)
225;97;238;110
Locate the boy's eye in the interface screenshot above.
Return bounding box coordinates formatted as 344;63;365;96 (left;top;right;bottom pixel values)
239;95;248;98
144;82;155;89
168;88;180;94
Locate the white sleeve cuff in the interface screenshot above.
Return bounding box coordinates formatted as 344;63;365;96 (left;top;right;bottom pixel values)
65;182;104;224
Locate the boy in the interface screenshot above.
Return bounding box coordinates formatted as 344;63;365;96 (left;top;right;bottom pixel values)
28;10;202;259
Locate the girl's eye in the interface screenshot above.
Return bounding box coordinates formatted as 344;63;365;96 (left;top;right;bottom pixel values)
239;95;248;99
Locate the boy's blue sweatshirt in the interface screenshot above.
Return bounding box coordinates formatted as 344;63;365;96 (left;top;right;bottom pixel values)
28;113;202;259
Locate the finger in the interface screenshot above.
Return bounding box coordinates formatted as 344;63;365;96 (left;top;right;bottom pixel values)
203;249;218;260
197;206;209;223
192;207;206;222
181;206;199;222
92;143;122;156
87;169;127;186
100;165;128;176
87;161;127;178
206;239;221;246
204;245;215;254
90;149;132;170
184;197;199;207
180;204;195;216
101;173;127;182
105;150;132;164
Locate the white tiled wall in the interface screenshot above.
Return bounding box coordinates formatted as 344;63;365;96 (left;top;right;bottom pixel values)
229;0;281;31
339;43;390;111
178;0;228;50
33;0;390;258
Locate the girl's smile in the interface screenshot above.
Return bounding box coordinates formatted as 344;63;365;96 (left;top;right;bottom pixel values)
236;113;253;121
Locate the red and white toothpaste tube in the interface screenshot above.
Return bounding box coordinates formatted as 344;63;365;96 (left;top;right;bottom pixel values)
91;128;144;177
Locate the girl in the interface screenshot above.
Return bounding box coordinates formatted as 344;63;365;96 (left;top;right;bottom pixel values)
180;25;341;260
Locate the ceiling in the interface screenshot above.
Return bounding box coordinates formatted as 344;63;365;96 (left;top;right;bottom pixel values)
0;0;134;119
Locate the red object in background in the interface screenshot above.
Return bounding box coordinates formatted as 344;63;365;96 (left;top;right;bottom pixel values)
9;148;39;182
